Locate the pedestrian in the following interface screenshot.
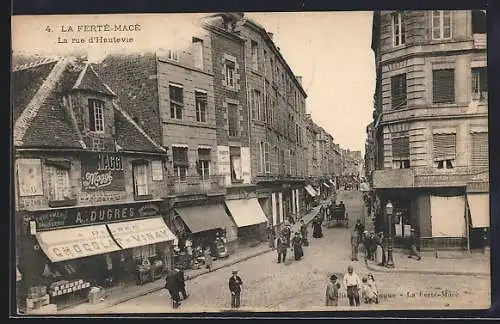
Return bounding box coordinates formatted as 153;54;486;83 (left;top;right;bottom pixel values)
354;219;365;243
343;265;361;306
407;229;421;260
325;274;341;306
312;216;323;238
203;246;214;271
175;267;188;300
228;270;243;308
367;273;379;304
276;233;288;264
350;230;359;261
375;232;385;266
299;219;309;246
164;269;181;308
292;232;304;261
267;225;276;249
360;277;378;304
281;223;292;247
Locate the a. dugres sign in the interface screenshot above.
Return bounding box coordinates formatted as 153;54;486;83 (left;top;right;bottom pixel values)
24;201;162;231
81;152;125;191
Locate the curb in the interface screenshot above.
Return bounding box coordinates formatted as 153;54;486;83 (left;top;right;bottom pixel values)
364;260;490;277
72;206;326;312
104;247;274;308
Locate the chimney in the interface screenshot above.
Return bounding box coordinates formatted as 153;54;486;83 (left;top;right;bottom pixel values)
296;75;302;84
267;32;274;40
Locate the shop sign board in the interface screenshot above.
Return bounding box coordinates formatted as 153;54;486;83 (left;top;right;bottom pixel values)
81;152;125;191
23;201;162;231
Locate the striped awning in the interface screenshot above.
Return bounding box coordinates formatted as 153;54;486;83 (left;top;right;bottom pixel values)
304;185;316;197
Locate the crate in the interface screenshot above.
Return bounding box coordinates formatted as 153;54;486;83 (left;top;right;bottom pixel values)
26;294;50;311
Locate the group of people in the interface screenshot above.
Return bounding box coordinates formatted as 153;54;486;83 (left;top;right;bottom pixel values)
325;265;379;307
351;219;422;265
276;220;308;264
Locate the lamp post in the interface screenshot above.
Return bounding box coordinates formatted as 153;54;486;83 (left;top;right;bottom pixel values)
385;201;395;268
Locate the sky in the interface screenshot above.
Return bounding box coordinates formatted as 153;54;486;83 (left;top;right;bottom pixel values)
246;12;375;153
12;12;375;153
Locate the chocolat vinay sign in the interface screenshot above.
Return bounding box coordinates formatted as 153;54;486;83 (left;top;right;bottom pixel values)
81;152;125;191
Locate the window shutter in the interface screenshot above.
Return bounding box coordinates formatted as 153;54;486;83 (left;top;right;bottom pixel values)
471;133;488;168
391;136;409;158
88;100;96;131
433;69;455;103
433;134;456;161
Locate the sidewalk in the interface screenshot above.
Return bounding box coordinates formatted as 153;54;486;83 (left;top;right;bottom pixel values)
57;203;324;314
365;249;490;277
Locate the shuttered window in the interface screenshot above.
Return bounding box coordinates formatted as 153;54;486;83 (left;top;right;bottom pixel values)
391;136;410;158
433;69;455;104
391;73;407;109
433;134;456;161
471;133;488;168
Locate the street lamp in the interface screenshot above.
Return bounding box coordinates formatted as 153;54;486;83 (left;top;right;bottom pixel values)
385;201;395;268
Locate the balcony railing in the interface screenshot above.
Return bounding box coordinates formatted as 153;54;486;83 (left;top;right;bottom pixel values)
167;175;226;195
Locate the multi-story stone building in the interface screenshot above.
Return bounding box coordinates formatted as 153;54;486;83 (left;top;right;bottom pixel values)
96;27;239;252
230;15;309;231
370;10;488;249
203;13;269;247
13;56;176;310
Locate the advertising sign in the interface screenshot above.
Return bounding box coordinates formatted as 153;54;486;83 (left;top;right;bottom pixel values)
23;201;162;230
81;152;125;191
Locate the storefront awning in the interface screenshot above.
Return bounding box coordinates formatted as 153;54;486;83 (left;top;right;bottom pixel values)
107;217;177;249
175;204;234;234
467;193;490;228
323;182;330;188
225;198;268;228
305;185;316;197
36;225;121;263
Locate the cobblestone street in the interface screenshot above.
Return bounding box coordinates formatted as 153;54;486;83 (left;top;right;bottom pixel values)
98;191;490;313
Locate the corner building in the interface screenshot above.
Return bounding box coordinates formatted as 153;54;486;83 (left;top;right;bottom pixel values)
371;10;488;249
13;57;175;311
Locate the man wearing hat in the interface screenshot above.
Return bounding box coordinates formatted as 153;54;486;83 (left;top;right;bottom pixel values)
276;233;288;263
228;269;243;308
342;265;361;306
325;274;341;306
407;229;421;260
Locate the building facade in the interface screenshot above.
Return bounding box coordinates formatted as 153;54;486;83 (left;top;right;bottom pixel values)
96;30;239;253
13;57;176;310
231;16;309;232
370;10;488;249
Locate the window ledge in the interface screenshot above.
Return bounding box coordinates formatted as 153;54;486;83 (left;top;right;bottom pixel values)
48;199;77;208
134;194;153;201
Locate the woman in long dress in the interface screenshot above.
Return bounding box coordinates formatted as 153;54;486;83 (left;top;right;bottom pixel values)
292;232;304;261
312;217;323;238
204;247;213;271
375;233;385;266
325;274;340;306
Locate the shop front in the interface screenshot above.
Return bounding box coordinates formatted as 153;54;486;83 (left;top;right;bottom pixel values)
19;200;176;311
173;202;236;260
466;181;490;250
225;197;268;247
304;185;317;211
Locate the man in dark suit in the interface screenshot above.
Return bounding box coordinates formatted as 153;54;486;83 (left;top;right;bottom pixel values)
228;270;243;308
276;234;288;263
165;269;181;308
175;267;188;300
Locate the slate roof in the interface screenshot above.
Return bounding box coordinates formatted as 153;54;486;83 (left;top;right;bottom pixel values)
12;56;165;154
11;61;57;124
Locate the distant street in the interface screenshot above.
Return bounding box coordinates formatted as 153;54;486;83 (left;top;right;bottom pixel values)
98;191;489;313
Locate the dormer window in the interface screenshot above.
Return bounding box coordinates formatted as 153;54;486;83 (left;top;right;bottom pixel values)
89;99;105;132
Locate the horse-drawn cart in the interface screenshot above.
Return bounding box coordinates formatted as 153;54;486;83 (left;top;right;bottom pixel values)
327;204;349;228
